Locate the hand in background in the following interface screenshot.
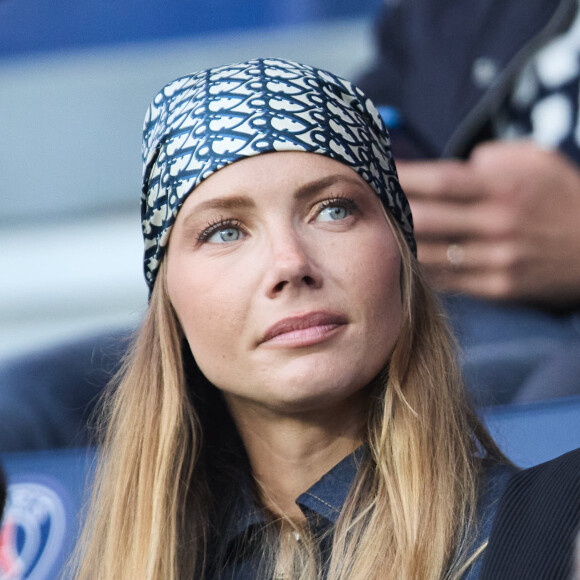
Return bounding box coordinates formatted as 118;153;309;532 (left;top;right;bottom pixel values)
397;141;580;305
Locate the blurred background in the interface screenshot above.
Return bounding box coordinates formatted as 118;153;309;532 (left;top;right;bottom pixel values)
0;0;382;359
2;3;580;577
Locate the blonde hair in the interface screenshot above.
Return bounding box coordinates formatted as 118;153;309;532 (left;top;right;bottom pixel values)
71;223;503;580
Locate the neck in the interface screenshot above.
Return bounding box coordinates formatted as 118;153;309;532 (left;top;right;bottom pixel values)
225;394;366;522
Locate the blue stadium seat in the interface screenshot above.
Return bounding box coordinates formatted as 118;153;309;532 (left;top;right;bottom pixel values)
482;395;580;467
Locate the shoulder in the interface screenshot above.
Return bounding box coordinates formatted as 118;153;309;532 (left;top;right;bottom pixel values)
478;448;580;580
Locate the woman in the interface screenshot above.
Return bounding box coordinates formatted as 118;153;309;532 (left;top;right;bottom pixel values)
72;58;577;580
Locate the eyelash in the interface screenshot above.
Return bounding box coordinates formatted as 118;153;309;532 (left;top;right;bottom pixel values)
195;195;358;243
197;217;244;243
316;195;357;215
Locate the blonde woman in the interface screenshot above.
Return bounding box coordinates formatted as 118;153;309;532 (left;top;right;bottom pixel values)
72;58;580;580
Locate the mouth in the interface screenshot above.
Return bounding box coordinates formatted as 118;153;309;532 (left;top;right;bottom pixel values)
259;311;348;348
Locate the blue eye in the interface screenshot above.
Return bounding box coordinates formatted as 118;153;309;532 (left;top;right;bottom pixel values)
207;226;242;243
198;219;245;244
317;204;350;222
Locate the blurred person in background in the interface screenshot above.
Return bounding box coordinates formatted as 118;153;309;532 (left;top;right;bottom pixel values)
70;58;580;580
358;0;580;406
0;331;128;452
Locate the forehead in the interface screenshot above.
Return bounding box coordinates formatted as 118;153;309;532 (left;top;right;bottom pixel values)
182;151;371;204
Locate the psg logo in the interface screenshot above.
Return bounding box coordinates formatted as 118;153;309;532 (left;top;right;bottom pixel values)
0;482;67;580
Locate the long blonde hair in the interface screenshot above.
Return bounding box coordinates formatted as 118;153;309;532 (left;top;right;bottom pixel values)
71;222;503;580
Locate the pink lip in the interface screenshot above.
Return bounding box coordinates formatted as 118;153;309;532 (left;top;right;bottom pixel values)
259;311;348;348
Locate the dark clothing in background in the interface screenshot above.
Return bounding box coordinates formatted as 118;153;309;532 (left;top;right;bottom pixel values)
0;329;130;451
479;448;580;580
358;0;577;159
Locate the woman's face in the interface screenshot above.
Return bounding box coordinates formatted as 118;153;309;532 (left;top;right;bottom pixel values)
166;152;402;415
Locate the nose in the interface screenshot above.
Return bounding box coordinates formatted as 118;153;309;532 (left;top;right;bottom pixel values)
264;229;321;297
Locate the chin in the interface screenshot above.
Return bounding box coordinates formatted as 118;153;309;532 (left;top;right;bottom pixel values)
263;375;371;413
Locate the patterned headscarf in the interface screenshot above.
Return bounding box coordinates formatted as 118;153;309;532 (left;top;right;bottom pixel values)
142;57;415;289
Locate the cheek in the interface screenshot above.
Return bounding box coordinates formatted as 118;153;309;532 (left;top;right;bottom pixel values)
353;243;403;348
166;256;250;370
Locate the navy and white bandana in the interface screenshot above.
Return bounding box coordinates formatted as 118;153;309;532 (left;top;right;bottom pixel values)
141;57;415;289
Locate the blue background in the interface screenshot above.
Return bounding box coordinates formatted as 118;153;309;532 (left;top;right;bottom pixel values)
0;0;382;58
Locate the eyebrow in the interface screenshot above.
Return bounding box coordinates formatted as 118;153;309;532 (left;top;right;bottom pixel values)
293;174;366;200
181;172;367;225
188;195;256;214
